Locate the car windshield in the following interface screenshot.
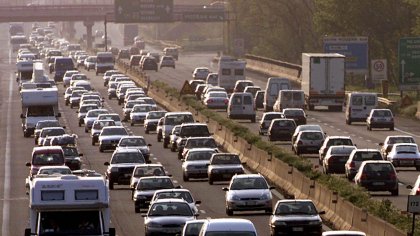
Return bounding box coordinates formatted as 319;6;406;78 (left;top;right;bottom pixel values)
134;166;165;177
185;139;217;148
38;168;71;175
187;151;215;161
62;147;78;157
101;128;127;136
300;132;323;140
395;145;418;154
327;139;353;147
272;120;295;128
330;146;357;155
87;110;107;117
36;121;60;129
80;106;98;113
41;129;65;137
211;155;241;165
205;233;255;236
264;113;283;120
119;138;146;147
148;202;192;217
155;191;193;203
93;120;115;129
33;153;64;165
137;178;174;190
112;152;144;164
165;115;194;125
99;114;121;122
388;137;415;144
126;101;144;108
230;177;268;190
275;201;318;215
147;112;166;120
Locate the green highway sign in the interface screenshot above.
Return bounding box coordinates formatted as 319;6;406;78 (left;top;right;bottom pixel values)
398;37;420;90
182;10;226;22
114;0;173;23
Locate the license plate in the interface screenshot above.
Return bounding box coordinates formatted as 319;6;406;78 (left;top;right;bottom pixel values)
246;201;256;206
372;182;385;186
292;227;303;232
222;174;232;178
400;160;414;165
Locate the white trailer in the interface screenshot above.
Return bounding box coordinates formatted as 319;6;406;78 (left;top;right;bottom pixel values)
301;53;345;111
217;56;246;93
25;175;115;236
16;60;34;83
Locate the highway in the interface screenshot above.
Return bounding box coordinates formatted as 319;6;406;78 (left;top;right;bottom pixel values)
1;20;419;235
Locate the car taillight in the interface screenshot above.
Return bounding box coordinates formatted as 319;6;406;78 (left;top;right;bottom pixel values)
389;172;397;180
328;157;335;165
349;162;355;168
360;173;368;180
224;99;229;104
208;99;213;103
416;188;420;195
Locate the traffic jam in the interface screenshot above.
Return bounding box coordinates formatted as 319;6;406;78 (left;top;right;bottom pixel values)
12;22;419;236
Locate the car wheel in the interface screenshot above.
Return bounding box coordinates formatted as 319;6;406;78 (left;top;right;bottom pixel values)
91;140;95;146
208;177;213;185
99;146;104;153
163;139;168;148
226;207;233;216
170;145;176;152
108;95;112;100
24;132;31;138
391;188;399;196
109;181;114;190
65;100;69;106
390;126;394;131
85;128;88;133
135;206;140;213
131;122;134;126
157;134;162;142
183;174;189;182
70;104;73;108
145;129;149;134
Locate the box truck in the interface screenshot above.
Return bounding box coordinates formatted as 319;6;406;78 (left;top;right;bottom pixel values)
301;53;345;111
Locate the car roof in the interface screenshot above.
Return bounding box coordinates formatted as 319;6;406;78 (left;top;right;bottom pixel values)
154;188;191;194
322;231;366;236
152;198;188;204
134;164;163;168
326;136;352;139
102;126;125;130
33;146;63;152
139;176;172;180
232;173;263;179
38;166;71;170
204;218;255;231
188;148;218;152
362;160;392;165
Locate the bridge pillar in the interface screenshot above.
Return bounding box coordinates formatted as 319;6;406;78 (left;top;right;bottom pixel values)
83;21;94;50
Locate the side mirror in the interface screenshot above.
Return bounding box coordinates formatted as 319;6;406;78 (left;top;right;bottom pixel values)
25;162;31;167
318;210;326;215
63;92;65;95
222;187;229;191
175;185;182;189
206;163;210;166
20;114;25;119
147;144;152;147
104;162;110;166
79;153;84;156
195;200;201;204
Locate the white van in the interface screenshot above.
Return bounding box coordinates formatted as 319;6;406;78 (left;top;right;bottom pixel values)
199;218;257;236
273;90;305;112
264;77;291;111
228;92;256;122
345;92;378;125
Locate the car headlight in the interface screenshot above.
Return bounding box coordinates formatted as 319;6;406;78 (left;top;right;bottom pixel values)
274;221;286;226
261;192;271;200
308;220;322;225
229;194;240;201
147;222;162;227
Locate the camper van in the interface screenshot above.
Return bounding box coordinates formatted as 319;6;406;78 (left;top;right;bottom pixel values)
345;92;378;125
217;56;246;93
264;77;291;111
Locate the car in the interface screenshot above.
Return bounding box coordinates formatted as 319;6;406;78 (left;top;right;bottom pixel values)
133;176;177;212
77;104;99;126
354;160;399;195
169;125;182;152
26;146;66;178
194;84;207;100
91;119;116;145
269;199;325;236
69;73;89;87
104;148;146;189
319;136;354;165
160;55;176;69
322;231;366;236
201;86;226;102
129;54;142;68
151;189;201;214
189;80;205;92
259;112;284;135
79;99;102;109
268;118;296;142
243;85;261;98
37;166;72;175
83;109;109;133
207;153;245;185
180;137;218;160
233;80;254;93
37;127;66;146
62;70;79;87
255;90;265;109
69;90;88;108
117;49;130;60
203;91;229;109
142;199;197;235
182;148;218;181
192;67;210;80
291;124;324;146
222;174;274;216
292;128;325;155
61;146;83;170
122;100;146;121
163;47;179;60
144;111;167;134
180;219;207;236
200;218;257;236
84;56;97;71
322;145;357;174
130;104;157;126
76;54;88;68
97;113;122;126
98;126;129;152
175;123;212;157
141;56;158;72
386;143;420;170
345;149;383;180
102;70;121;87
282;108;307;126
129;164;167;193
161;112;195;147
379;135;416;158
117;136;152;163
34;120;62;145
366;108;394;131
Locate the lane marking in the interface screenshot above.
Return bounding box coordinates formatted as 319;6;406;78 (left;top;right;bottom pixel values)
200;210;206;214
395;128;420;138
2;73;13;235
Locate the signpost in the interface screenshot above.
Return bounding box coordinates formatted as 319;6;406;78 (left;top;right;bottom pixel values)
180;80;194;95
407;195;420;236
323;37;368;74
114;0;173;23
371;59;387;82
398;37;420;91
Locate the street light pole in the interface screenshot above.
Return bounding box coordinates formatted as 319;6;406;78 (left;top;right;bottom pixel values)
104;14;108;52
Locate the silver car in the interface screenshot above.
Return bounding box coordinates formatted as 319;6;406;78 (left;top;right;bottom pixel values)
182;148;218;181
151;189;201;214
223;174;274;216
207;153;245;185
130;104;156;126
293;130;325;155
203;91;229;109
83;109;109;133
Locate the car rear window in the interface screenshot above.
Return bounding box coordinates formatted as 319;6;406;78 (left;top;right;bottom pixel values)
243;95;252;105
364;163;393;172
353;151;382;161
327;139;353;147
301;132;323;140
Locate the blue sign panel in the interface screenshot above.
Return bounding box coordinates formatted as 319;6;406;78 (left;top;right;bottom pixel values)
323;37;368;74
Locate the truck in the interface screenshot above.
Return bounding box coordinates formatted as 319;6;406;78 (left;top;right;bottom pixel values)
9;23;24;36
20;62;60;137
301;53;345;111
217;56;247;93
25;175;116;236
123;24;139;46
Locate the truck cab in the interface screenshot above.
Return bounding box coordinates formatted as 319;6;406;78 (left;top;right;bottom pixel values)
25;175;115;236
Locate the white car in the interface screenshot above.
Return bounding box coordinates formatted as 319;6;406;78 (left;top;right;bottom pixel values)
386;143;420;170
97;113;122;126
117;136;152;163
192;67;210;80
182;148;218;181
150;189;201;214
159;56;176;69
83;109;109;133
130;104;157;126
62;70;79;87
84;56;97;71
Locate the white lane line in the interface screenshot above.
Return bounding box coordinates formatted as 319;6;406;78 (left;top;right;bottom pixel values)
337;128;341;131
395;128;420;138
199;210;206;214
2;74;13;235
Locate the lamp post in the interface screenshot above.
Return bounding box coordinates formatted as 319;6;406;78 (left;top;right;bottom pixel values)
104;14;108;52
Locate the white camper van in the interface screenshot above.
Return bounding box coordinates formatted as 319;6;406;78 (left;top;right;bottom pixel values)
264;77;291;111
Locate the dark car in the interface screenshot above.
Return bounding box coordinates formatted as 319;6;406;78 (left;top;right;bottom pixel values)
283;108;306;126
268;118;296;142
141;57;158;72
129;55;142;68
132;176;176;212
207;153;245;185
322;145;357;174
62;146;82;170
269;199;325;236
354;160;399;196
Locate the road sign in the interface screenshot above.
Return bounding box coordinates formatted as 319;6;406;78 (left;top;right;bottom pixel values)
182;10;226;22
180;80;194;95
323;37;368;74
114;0;173;23
408;195;420;213
399;37;420;91
371;59;387;82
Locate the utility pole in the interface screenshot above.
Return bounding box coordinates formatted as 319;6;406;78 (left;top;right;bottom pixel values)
104;14;108;52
